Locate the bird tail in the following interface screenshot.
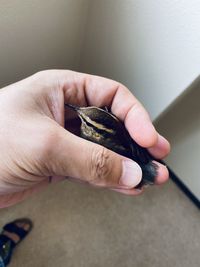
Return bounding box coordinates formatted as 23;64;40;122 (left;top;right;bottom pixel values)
136;161;158;188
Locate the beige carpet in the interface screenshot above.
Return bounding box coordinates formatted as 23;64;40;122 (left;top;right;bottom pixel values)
0;179;199;267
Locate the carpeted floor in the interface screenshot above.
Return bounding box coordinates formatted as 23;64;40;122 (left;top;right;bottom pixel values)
0;179;199;267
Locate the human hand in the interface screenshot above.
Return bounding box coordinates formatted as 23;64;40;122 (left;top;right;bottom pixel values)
0;70;170;207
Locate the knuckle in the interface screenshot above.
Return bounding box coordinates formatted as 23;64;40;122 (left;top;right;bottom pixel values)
33;70;58;82
89;147;113;185
34;70;53;77
32;70;48;80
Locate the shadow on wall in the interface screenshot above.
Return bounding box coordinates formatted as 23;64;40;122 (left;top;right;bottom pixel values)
154;75;200;200
154;75;200;144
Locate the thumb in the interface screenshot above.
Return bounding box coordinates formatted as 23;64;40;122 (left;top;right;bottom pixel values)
48;128;142;189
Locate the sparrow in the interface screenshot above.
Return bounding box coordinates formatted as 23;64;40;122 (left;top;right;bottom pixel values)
65;104;158;187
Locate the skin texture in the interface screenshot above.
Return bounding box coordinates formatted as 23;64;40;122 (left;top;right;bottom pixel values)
0;70;170;207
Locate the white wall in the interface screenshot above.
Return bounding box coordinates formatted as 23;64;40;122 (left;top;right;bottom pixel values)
81;0;200;120
0;0;90;87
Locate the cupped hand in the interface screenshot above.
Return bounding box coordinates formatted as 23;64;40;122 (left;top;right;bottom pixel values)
0;70;170;207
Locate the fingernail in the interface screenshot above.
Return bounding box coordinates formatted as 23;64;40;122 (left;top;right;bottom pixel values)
120;160;142;188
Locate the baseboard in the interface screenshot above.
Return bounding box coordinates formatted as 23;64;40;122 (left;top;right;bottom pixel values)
167;166;200;209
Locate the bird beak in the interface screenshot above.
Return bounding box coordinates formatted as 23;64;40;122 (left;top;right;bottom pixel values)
65;103;79;112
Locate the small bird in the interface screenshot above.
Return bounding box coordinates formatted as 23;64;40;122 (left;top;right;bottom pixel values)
65;104;158;187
